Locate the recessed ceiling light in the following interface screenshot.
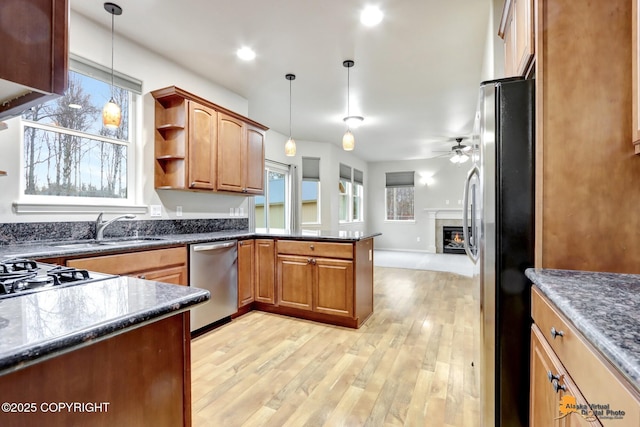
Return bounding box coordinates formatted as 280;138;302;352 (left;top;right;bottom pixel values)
360;6;383;27
236;47;256;61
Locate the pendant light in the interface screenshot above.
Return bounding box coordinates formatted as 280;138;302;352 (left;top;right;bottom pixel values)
102;2;122;129
284;74;296;156
342;60;363;151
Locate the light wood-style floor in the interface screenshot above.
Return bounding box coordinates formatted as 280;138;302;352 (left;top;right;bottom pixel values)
191;267;480;427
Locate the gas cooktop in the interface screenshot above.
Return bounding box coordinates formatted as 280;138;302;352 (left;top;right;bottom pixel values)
0;258;115;300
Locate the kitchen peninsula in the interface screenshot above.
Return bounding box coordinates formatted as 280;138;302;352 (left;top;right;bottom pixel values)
0;274;209;427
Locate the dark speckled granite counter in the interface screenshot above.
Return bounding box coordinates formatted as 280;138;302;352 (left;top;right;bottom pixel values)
525;268;640;392
0;229;380;260
0;276;209;376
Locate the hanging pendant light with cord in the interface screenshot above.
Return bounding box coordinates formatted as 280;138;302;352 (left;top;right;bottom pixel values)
103;2;122;129
284;74;296;157
342;60;362;151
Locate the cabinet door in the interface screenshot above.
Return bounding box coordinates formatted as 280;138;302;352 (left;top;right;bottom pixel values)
501;0;534;77
530;326;600;427
313;258;354;317
188;101;217;190
633;0;640;152
0;0;69;118
277;255;313;311
237;240;255;307
141;265;187;286
217;113;245;192
244;125;265;194
255;239;275;304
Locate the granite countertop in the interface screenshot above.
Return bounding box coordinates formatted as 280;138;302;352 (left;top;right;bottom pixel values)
0;276;209;376
525;268;640;391
0;229;381;259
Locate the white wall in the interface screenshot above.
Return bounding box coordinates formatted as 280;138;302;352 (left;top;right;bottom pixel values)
367;157;468;251
481;0;508;81
0;11;252;223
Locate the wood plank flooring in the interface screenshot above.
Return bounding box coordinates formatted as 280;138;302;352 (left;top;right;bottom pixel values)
191;267;480;427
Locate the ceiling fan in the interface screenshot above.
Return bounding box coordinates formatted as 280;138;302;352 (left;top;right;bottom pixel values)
430;137;474;164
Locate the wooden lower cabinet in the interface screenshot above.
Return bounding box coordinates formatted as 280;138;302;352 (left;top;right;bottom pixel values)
237;239;255;307
530;325;600;427
277;254;313;310
67;247;188;286
531;287;640;426
0;314;191;427
313;258;354;317
254;239;275;304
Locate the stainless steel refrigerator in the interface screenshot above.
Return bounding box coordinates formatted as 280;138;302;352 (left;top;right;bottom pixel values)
463;77;535;427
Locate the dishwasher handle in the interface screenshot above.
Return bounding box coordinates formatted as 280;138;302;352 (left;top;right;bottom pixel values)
191;241;237;252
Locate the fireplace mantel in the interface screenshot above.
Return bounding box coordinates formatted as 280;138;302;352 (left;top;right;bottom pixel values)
423;208;463;253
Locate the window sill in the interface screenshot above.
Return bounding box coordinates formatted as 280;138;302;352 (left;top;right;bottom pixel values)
13;201;148;215
384;219;416;224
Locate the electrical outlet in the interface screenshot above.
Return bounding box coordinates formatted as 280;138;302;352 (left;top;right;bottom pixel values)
445;199;450;205
176;206;182;217
150;205;162;217
458;200;462;205
417;237;421;242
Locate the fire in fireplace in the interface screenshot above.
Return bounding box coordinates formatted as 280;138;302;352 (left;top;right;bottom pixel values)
443;226;469;254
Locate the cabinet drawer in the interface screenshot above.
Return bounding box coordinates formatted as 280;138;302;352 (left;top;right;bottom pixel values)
68;247;187;276
276;240;353;259
532;286;640;426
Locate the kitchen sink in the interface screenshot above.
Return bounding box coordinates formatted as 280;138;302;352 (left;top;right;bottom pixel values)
53;237;166;249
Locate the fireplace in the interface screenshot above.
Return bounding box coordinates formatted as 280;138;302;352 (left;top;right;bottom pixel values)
442;226;468;254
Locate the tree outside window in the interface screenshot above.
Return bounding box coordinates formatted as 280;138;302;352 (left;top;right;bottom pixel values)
22;70;133;199
385;171;415;221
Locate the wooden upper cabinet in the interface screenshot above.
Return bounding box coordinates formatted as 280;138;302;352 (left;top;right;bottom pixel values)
188;101;217;190
500;0;534;77
0;0;69;119
151;86;268;194
633;0;640;153
245;125;266;194
217;113;245;192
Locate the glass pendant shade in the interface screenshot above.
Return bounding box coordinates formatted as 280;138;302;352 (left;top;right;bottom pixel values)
102;98;121;129
342;130;355;151
284;137;296;156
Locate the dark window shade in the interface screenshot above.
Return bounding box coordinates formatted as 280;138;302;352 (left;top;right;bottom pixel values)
302;157;320;181
353;169;363;185
70;54;142;94
385;171;414;187
339;163;352;180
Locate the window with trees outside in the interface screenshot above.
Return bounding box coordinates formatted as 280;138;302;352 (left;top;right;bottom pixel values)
339;164;364;223
301;157;320;224
385;171;415;221
21;56;140;201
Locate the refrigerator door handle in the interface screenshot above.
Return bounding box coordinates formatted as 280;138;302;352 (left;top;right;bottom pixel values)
463;165;480;264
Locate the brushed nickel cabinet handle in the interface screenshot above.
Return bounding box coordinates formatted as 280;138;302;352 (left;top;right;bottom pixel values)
550;327;564;339
547;371;560;383
552;379;566;393
310;244;315;250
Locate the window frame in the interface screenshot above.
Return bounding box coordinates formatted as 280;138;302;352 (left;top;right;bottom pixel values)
301;157;321;226
338;164;364;224
254;160;292;231
14;55;143;214
384;171;415;222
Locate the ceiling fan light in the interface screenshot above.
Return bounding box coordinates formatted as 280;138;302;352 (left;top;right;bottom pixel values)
343;115;364;129
284;137;296;157
450;153;460;163
102;98;121;129
342;130;355;151
459;153;469;163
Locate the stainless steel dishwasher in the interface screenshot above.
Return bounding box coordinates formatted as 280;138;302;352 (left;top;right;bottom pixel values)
189;240;237;332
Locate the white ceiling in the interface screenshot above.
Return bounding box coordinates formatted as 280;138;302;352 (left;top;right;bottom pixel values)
71;0;491;163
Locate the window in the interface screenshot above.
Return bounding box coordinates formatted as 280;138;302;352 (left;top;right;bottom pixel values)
339;164;352;222
353;169;364;222
339;164;364;223
255;161;291;230
385;171;415;221
301;157;321;224
21;55;141;202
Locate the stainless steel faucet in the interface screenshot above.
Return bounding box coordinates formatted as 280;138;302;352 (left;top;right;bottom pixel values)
96;213;136;241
